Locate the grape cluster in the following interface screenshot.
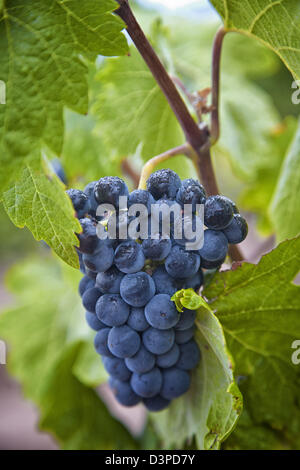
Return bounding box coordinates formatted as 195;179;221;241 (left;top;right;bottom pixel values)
68;169;247;412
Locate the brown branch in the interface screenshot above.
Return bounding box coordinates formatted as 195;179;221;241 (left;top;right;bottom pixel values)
116;1;219;194
196;147;219;196
210;27;226;145
116;0;207;151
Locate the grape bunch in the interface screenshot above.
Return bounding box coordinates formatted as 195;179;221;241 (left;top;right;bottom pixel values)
68;169;247;412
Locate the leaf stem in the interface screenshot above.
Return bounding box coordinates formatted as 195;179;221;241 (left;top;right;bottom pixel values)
210;27;226;146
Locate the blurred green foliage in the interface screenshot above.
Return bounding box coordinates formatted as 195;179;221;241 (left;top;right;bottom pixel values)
0;206;36;263
0;255;139;449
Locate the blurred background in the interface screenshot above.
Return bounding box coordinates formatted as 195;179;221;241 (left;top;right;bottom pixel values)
0;0;298;449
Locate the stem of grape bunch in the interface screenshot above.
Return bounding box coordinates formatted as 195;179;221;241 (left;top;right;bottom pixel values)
116;0;244;262
138;144;195;190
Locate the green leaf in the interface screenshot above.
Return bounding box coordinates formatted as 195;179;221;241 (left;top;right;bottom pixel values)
203;237;300;442
0;0;128;191
151;307;242;450
270;118;300;241
171;288;211;312
92;46;183;162
223;410;287;450
2;163;81;268
210;0;300;80
0;0;128;266
39;342;138;450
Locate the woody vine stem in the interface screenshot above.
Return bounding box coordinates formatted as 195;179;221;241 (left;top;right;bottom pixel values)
116;0;244;262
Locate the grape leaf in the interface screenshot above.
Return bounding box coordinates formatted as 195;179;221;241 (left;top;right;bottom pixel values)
0;0;128;267
92;46;184;162
270;118;300;241
210;0;300;80
203;237;300;442
223;410;287;450
2;163;81;268
39;342;137;450
0;0;127;190
151;306;242;450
